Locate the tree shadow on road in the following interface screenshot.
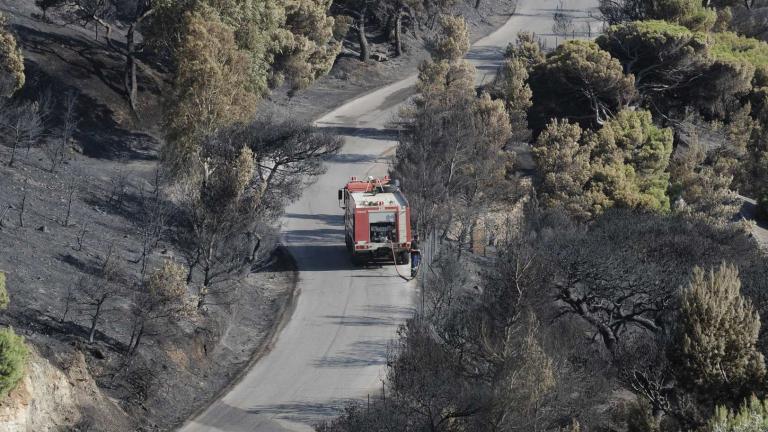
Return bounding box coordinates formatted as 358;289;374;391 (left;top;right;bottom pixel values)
312;339;390;368
247;399;353;424
316;126;399;141
284;213;342;225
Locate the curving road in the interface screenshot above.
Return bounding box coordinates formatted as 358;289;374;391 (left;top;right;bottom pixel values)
180;2;600;431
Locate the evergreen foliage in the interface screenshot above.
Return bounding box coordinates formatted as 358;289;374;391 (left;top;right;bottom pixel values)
598;21;759;120
532;119;592;218
431;15;470;61
394;30;516;234
162;5;258;174
711;31;768;78
599;0;716;32
497;57;532;141
670;263;766;405
0;327;28;400
505;31;544;69
0;13;24;98
668;140;739;223
597;21;708;114
588;109;673;212
528;40;636;131
532;110;673;218
146;0;338;93
706;396;768;432
650;0;717;32
147;260;189;306
625;399;660;432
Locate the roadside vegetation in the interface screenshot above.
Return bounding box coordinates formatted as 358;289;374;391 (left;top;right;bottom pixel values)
0;273;29;401
322;1;768;431
0;0;342;426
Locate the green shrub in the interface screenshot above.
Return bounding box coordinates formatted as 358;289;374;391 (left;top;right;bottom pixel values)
669;263;765;404
0;13;24;98
0;327;28;399
0;272;8;310
706;396;768;432
711;32;768;71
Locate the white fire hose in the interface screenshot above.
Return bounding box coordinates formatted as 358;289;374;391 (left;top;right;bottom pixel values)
389;240;414;282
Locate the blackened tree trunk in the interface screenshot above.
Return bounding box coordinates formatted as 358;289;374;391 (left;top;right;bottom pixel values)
475;0;482;8
383;13;394;43
88;296;106;343
129;320;145;355
358;8;369;62
395;11;403;57
8;131;19;167
123;6;154;116
125;23;139;114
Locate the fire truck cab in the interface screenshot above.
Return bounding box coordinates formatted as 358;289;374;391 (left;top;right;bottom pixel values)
338;176;411;265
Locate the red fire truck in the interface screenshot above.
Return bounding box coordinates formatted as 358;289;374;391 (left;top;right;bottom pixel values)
338;176;412;265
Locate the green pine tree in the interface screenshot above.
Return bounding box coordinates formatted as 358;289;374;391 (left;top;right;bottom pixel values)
669;263;766;404
0;327;28;399
706;396;768;432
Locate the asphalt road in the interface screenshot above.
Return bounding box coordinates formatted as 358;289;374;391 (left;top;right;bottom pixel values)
180;2;600;431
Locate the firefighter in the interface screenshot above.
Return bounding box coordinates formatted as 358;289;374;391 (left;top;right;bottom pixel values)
410;234;421;277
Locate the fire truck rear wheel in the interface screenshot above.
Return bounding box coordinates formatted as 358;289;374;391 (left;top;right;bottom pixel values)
351;255;366;266
395;251;409;265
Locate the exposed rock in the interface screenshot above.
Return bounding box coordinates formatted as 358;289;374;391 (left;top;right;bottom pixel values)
0;347;131;431
0;347;79;432
371;52;389;62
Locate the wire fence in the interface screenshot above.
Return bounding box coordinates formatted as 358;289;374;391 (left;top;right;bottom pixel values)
415;227;440;316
